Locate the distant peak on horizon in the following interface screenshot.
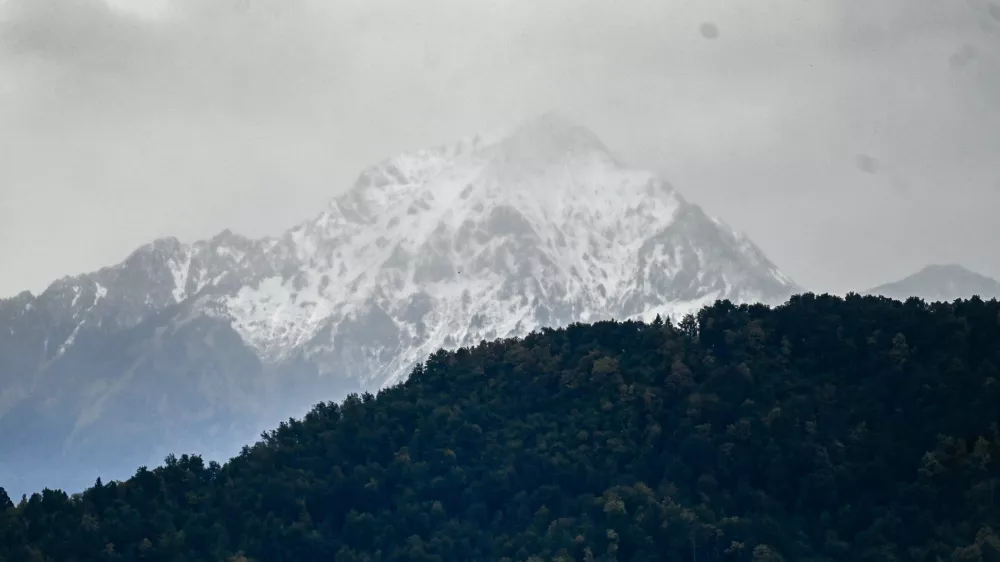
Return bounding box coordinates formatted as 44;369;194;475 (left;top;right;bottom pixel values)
865;263;1000;302
915;263;976;275
900;263;993;281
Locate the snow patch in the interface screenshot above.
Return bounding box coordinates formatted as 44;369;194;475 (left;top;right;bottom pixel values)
94;282;108;303
210;116;797;386
168;251;192;302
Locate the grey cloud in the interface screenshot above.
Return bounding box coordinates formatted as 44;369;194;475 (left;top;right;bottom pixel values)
856;155;880;175
1;0;127;59
1;0;346;119
0;0;998;297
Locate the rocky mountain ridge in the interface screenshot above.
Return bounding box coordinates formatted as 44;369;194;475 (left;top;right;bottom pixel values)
0;112;800;495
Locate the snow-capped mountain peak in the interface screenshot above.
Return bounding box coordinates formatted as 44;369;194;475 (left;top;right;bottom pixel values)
5;113;801;390
1;113;802;494
198;114;800;385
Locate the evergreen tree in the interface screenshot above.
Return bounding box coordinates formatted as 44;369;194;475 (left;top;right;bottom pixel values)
1;294;999;561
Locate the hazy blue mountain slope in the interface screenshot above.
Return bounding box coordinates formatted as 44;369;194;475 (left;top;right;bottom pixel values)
0;113;799;496
865;264;1000;302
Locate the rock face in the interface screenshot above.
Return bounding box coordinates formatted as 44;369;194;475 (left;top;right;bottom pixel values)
0;112;800;496
865;264;1000;302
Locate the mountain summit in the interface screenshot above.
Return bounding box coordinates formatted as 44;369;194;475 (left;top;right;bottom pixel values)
488;111;614;169
0;114;799;495
227;112;798;384
865;264;1000;302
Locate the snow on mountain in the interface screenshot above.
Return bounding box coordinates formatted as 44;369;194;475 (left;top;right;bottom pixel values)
0;112;801;494
5;112;801;390
187;111;799;386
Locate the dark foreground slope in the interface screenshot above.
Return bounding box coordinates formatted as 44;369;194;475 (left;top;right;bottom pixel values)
2;294;1000;562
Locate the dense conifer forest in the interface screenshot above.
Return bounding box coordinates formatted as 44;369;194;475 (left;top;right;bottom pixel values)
2;293;1000;562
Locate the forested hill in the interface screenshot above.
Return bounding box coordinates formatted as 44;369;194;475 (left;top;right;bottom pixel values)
3;294;1000;562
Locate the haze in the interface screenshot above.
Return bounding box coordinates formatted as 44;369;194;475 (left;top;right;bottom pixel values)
1;0;999;298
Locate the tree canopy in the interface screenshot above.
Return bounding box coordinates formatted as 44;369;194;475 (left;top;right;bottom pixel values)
2;293;999;562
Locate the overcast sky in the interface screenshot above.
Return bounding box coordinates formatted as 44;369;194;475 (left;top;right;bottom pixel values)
1;0;999;297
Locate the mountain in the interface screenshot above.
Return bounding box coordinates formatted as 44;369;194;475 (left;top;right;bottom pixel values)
3;295;1000;562
865;264;1000;302
0;112;799;496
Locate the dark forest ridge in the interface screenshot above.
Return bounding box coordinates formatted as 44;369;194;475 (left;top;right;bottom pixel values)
2;293;999;561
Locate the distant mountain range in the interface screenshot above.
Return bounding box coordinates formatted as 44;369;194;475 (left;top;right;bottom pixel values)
864;264;1000;302
2;113;998;498
0;113;801;496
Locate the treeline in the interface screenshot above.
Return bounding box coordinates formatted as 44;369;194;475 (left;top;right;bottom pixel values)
2;293;1000;561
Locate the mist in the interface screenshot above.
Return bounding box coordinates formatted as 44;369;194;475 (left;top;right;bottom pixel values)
2;0;999;296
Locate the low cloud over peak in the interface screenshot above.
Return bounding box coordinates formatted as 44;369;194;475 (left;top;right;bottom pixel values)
0;0;998;297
